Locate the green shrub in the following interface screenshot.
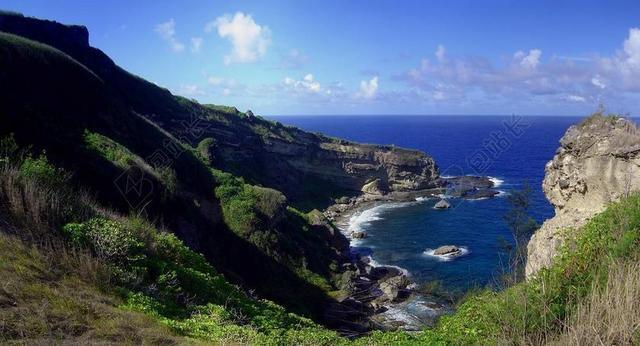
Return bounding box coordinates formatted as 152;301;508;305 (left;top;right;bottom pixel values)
83;130;134;169
19;153;70;188
253;186;287;220
212;169;260;236
196;137;214;165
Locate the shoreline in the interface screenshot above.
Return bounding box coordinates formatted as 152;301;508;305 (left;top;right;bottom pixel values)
324;190;447;331
323;175;504;331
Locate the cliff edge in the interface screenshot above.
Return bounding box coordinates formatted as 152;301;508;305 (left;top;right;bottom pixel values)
526;114;640;278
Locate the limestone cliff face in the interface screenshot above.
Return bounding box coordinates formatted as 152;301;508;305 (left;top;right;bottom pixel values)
526;115;640;278
200;117;440;208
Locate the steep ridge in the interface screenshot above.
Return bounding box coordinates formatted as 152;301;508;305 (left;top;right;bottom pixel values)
0;20;333;321
526;114;640;277
0;12;439;211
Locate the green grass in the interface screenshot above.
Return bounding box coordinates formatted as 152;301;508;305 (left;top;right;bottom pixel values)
59;214;345;344
0;233;193;345
83;130;135;169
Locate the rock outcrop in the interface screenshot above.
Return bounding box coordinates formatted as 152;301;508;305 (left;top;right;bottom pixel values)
526;115;640;278
434;199;451;209
433;245;460;256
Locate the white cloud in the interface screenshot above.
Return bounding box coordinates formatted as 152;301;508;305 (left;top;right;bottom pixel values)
206;12;271;65
598;27;640;91
155;19;185;53
359;76;379;98
591;76;606;89
515;49;542;69
623;28;640;68
190;37;203;53
567;94;586;102
435;44;446;62
284;73;321;93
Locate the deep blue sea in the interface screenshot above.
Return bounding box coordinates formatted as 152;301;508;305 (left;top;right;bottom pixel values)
269;115;581;293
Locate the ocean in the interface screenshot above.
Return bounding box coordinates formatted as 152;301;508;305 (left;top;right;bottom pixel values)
268;115;581;295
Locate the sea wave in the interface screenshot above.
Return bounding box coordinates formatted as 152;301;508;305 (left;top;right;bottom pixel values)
436;193;454;199
488;176;504;187
423;246;470;262
367;256;411;276
347;207;383;234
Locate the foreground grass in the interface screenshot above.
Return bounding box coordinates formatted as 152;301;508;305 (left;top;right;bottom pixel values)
0;152;344;345
0;233;193;345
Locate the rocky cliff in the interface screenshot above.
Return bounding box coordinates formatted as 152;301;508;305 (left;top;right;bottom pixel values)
526;114;640;277
194;115;440;210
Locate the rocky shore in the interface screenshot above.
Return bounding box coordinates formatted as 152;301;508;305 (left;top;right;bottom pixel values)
322;174;500;333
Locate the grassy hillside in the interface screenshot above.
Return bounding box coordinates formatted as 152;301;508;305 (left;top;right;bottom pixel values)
0;151;345;344
0;29;351;324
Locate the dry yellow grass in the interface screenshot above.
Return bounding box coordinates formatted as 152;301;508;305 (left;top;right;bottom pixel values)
0;233;198;345
552;260;640;346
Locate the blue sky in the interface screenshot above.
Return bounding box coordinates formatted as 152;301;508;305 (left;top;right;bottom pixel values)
4;0;640;115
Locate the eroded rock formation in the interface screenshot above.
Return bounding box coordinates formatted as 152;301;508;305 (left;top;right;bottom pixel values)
526;115;640;277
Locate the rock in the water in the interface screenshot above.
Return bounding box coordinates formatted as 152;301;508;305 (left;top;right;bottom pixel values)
351;231;367;239
433;245;460;256
434;199;451;209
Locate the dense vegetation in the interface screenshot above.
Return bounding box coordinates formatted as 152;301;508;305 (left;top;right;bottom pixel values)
0;142;344;344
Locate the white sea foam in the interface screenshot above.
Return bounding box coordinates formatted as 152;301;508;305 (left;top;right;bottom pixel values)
497;190;508;197
488;176;504;187
345;204;412;276
367;256;411;276
423;246;470;262
436;193;453;199
347;207;383;234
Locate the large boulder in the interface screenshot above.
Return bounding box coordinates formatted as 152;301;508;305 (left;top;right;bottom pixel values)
433;245;460;256
351;231;367;239
378;275;411;303
434;199;451;209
